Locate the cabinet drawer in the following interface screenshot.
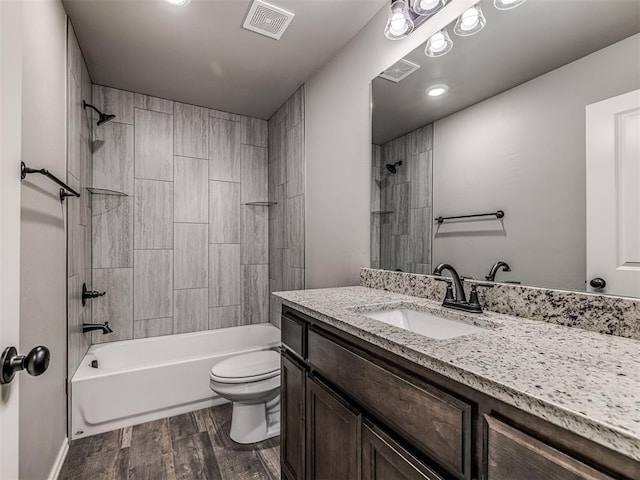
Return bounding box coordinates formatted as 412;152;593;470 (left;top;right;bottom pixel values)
281;312;307;359
308;329;473;479
485;415;615;480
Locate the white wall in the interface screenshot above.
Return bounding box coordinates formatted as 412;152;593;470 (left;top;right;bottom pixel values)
19;1;68;478
432;34;640;290
305;0;478;288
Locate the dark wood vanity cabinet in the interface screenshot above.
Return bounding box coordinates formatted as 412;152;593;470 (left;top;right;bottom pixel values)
280;306;639;480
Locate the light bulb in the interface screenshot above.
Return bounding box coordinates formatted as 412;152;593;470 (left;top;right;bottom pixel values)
453;4;486;36
426;84;449;97
165;0;191;5
412;0;445;16
424;28;453;57
384;1;414;40
494;0;526;10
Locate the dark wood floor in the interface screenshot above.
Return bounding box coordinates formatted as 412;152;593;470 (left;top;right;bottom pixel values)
59;404;280;480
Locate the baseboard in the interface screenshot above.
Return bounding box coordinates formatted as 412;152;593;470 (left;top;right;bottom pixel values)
47;437;69;480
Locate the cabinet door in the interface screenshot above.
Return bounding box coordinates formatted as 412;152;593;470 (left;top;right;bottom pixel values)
362;422;444;480
281;352;306;480
307;375;361;480
485;416;616;480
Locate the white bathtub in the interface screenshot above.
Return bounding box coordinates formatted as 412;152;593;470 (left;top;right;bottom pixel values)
71;324;280;439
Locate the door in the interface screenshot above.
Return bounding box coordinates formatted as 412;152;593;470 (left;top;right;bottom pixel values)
281;351;306;480
362;422;444;480
0;0;23;478
586;89;640;296
306;375;361;480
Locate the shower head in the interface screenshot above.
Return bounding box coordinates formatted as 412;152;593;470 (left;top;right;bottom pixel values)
385;160;402;174
83;101;116;126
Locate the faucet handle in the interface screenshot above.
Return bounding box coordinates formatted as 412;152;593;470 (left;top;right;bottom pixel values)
444;283;455;301
468;284;482;310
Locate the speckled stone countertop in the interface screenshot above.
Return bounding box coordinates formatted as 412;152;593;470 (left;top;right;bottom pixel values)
273;286;640;462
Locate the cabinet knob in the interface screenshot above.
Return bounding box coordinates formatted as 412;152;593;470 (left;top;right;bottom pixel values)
1;346;50;384
589;278;606;289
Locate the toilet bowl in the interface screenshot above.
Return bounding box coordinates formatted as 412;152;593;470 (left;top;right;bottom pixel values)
209;349;281;444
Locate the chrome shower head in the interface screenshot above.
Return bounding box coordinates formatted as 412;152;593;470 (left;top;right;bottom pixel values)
83;101;116;126
385;160;402;174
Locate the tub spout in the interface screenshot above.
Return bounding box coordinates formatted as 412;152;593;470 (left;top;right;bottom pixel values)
83;322;113;334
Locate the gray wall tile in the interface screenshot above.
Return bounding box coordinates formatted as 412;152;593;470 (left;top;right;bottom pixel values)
209;244;240;307
92;268;134;343
286;123;304;198
209;181;240;243
135;179;173;249
242;265;269;324
134;93;174;114
134;318;173;339
68;75;81;180
210;109;241;122
92;196;133;268
67;275;81;378
134;250;173;320
92;122;134;195
135;108;174;181
174;288;208;334
286;195;304;268
174;156;208;223
241;116;268;147
175;102;209;159
284;266;304;291
241;205;268;265
409;207;432;264
241;145;268;203
210;118;240;182
410;151;432;209
285;87;304;130
391;183;409;235
209;305;241;329
92;85;134;125
174;223;208;289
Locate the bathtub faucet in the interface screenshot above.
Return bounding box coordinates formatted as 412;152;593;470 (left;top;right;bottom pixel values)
83;322;113;334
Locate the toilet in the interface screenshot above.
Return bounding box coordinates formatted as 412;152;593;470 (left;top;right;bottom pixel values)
209;349;281;444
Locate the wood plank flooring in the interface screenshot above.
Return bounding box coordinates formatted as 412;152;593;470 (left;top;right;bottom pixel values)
59;404;280;480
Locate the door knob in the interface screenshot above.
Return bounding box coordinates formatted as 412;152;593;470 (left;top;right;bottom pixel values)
0;346;50;384
590;277;606;289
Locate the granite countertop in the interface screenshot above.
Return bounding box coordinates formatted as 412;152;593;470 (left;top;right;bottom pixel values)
273;286;640;462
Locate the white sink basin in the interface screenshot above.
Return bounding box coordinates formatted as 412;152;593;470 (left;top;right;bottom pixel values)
363;308;487;339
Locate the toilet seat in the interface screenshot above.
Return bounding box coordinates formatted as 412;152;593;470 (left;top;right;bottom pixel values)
210;350;280;384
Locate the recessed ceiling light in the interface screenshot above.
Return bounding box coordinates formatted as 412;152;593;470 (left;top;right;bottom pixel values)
165;0;191;6
426;84;449;97
453;4;487;36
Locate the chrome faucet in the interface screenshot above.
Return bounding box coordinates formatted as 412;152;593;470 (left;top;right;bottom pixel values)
82;322;113;334
486;261;511;282
432;263;484;313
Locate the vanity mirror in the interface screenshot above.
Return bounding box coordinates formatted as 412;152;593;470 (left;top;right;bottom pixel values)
370;0;640;297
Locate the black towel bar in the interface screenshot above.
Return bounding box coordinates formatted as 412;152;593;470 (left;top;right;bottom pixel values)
21;161;80;202
435;210;504;224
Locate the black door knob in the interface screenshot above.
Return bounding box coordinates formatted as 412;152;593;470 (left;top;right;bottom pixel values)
0;345;50;384
590;277;606;289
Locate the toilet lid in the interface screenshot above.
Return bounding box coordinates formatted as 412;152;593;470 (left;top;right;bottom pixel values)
210;350;280;384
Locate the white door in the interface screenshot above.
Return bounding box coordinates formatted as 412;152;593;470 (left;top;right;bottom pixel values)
0;0;23;478
586;89;640;296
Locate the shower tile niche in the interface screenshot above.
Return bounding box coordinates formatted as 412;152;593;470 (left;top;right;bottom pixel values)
90;85;272;343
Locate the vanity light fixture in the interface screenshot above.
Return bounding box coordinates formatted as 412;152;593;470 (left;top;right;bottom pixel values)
453;4;486;36
494;0;527;10
165;0;191;5
426;84;449;97
384;0;415;40
424;29;453;58
411;0;447;17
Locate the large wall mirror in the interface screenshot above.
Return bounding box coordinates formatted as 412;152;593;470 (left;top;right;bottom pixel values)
370;0;640;297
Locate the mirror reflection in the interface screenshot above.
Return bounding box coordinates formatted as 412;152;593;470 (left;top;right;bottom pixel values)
370;0;640;297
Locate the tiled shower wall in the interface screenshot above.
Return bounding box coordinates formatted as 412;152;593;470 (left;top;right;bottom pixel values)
66;22;93;376
268;87;305;327
374;124;433;274
90;85;270;343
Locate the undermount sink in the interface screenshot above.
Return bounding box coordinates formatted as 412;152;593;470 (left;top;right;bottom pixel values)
363;308;487;339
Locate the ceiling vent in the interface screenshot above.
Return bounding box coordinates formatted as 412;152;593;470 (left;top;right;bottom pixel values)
243;0;295;40
379;59;421;83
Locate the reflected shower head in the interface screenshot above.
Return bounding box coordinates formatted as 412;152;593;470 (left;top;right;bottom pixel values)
83;101;116;126
386;160;402;174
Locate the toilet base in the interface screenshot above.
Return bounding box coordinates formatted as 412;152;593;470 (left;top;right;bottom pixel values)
229;395;280;444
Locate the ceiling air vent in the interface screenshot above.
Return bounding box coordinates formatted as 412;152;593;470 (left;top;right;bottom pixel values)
243;0;295;40
379;59;421;83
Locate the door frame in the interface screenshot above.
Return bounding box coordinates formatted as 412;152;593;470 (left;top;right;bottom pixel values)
0;0;24;478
